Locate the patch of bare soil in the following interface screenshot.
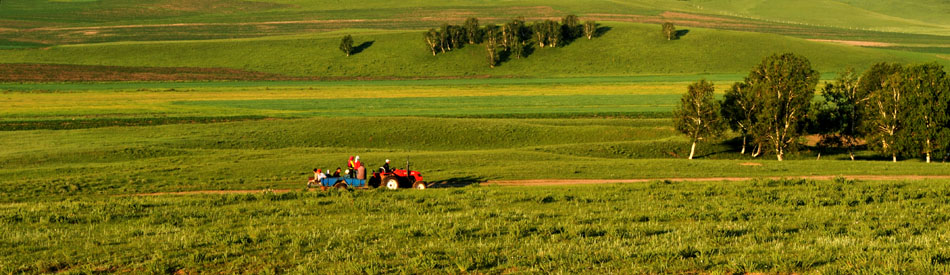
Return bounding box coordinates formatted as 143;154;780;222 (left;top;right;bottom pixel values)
739;162;763;166
807;39;894;47
0;63;307;82
660;11;741;23
0;63;521;82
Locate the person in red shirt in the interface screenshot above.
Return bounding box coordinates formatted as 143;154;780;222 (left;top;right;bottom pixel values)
347;156;356;177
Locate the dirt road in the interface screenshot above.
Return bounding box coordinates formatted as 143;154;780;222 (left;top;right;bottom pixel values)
127;175;950;196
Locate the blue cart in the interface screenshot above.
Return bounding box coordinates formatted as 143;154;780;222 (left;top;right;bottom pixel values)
309;177;367;189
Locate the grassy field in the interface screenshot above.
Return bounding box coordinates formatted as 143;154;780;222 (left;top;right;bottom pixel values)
1;0;946;34
1;1;945;81
4;179;950;273
4;90;950;203
1;0;949;272
1;23;945;79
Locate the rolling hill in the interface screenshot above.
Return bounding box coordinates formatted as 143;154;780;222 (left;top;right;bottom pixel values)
0;22;944;79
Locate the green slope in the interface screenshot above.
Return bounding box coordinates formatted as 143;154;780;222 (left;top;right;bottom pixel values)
3;0;946;35
0;22;945;78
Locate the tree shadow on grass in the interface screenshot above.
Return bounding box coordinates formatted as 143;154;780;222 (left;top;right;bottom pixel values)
495;43;535;67
351;40;374;55
429;176;486;188
695;147;735;159
594;25;612;38
673;29;689;40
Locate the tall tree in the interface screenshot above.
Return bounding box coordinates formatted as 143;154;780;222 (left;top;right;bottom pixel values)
532;22;546;48
483;24;499;47
450;25;464;49
561;14;580;40
720;81;759;155
748;53;819;161
673;79;725;160
861;63;905;162
583;20;596;40
510;36;524;59
463;17;480;44
338;35;354;57
902;63;950;163
662;22;676;40
501;22;515;49
423;29;440;56
511;18;529;46
814;69;864;160
486;40;498;68
544;20;561;47
439;24;452;52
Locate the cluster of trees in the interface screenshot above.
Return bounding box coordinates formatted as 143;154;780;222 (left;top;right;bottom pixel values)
675;53;950;162
423;16;599;67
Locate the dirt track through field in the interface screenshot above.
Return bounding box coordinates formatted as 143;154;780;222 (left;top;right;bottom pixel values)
126;175;950;196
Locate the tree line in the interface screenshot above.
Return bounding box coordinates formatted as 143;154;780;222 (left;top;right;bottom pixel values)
674;53;950;162
423;16;599;68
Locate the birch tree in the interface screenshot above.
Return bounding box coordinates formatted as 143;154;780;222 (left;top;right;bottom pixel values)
662;22;676;40
583;20;596;40
339;35;354;57
721;81;759;155
861;63;905;162
463;17;480;44
902;63;950;163
748;53;819;161
673;79;725;159
423;29;440;56
532;22;546;48
486;40;498;68
815;69;865;160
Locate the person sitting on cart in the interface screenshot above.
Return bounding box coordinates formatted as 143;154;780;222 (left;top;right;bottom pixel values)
308;168;321;186
348;156;363;178
315;169;326;182
333;167;342;177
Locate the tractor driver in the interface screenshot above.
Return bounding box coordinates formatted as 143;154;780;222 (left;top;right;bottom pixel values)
381;159;391;173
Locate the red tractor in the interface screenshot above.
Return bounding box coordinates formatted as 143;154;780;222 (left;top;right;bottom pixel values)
369;161;427;190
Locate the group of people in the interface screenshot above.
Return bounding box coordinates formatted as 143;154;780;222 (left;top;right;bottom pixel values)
308;156;395;185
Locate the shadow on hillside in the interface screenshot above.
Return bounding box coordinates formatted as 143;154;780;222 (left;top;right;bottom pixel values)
429;176;485;188
673;29;689;40
595;25;612;38
494;43;536;67
696;147;734;159
351;40;375;55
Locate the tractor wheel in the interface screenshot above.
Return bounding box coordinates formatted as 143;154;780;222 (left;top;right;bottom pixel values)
383;177;401;190
412;181;427;190
333;181;348;190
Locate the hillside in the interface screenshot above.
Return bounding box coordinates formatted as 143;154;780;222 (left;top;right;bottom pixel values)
0;22;945;79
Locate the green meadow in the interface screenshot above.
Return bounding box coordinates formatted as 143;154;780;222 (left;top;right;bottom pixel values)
4;179;950;273
1;23;946;78
1;0;949;273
